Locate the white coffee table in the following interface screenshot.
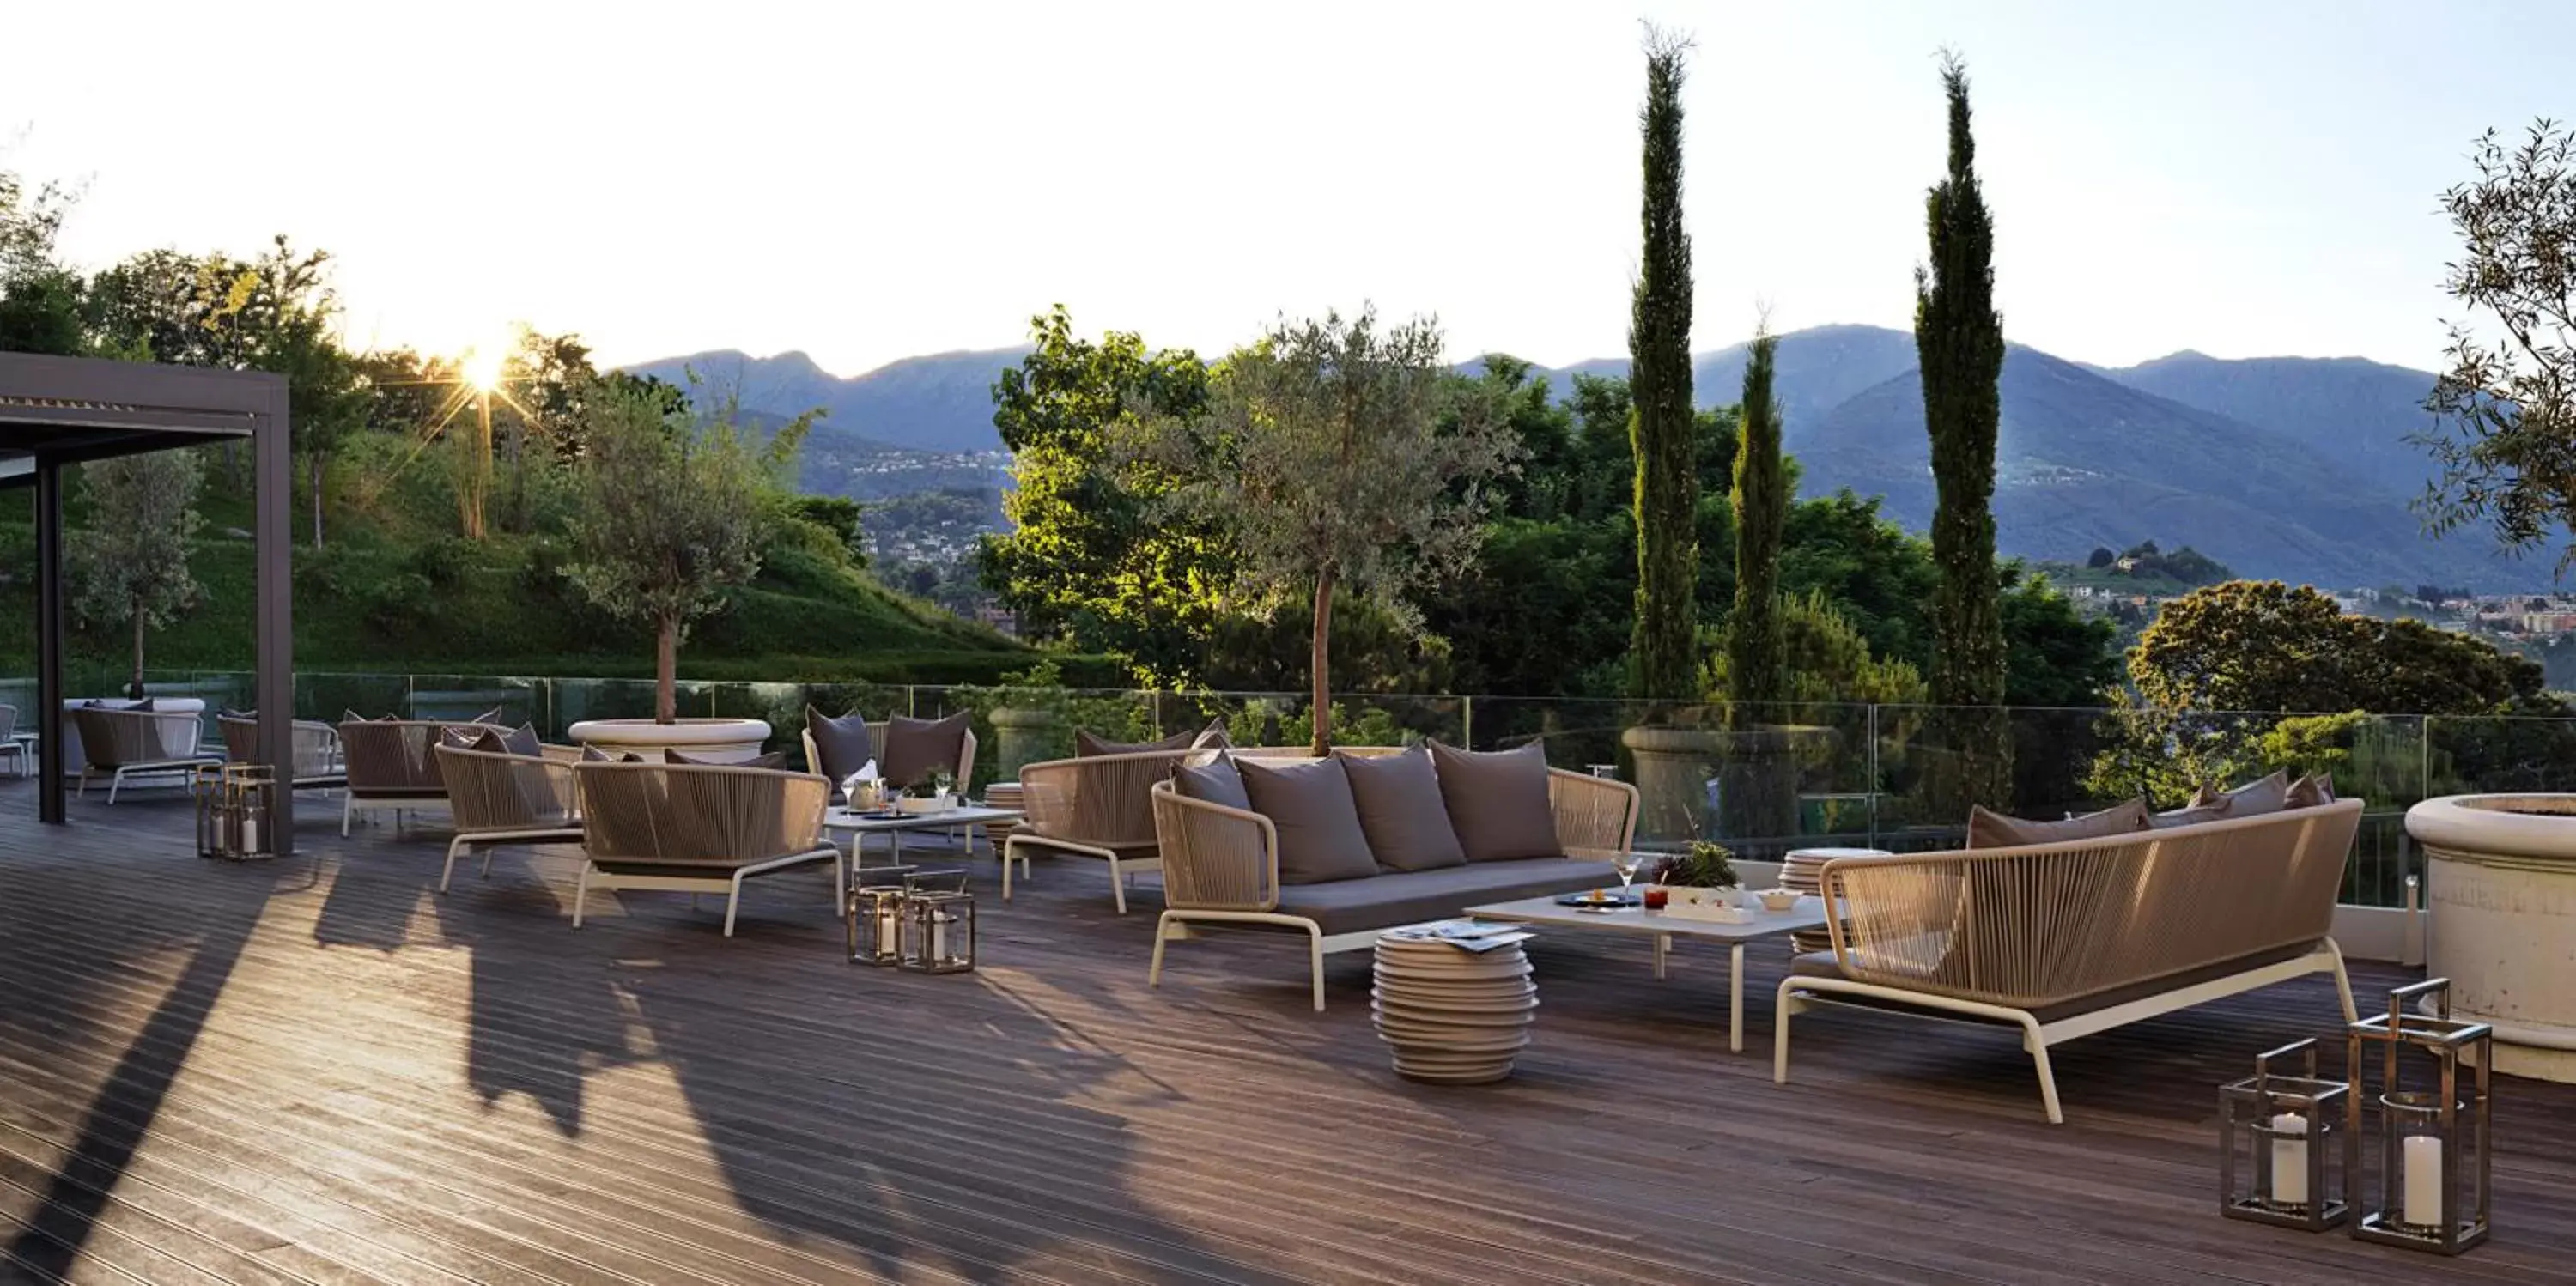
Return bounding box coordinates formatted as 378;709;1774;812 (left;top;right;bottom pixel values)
1467;891;1831;1052
823;804;1024;870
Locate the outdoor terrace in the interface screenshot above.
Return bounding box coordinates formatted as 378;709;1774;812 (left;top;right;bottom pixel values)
0;785;2571;1285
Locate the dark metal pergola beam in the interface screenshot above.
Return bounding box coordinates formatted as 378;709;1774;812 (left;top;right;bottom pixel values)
0;353;294;853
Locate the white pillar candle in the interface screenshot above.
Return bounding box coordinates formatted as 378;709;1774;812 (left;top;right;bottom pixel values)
2403;1134;2445;1228
876;907;899;957
931;910;950;961
2268;1113;2308;1205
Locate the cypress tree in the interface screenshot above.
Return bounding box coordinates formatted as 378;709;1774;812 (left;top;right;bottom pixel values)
1726;329;1786;725
1917;52;2011;807
1628;27;1697;703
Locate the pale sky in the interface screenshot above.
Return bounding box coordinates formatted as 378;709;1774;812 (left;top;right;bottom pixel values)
5;1;2561;378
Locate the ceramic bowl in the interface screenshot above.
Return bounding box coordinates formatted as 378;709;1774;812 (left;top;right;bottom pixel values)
1758;888;1801;913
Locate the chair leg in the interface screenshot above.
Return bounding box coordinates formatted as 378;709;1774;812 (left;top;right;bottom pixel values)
571;864;592;927
2324;940;2358;1023
107;769;123;805
1772;981;1800;1085
341;793;354;837
2021;1019;2064;1125
480;848;496;877
1109;853;1128;915
1001;836;1021;901
1149;912;1177;988
440;837;467;894
724;873;747;938
1306;924;1327;1013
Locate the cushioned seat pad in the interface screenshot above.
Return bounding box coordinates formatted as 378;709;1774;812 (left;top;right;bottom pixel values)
1271;858;1617;936
1788;938;2323;1024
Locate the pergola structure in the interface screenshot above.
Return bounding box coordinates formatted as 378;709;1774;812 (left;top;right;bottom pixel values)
0;352;294;850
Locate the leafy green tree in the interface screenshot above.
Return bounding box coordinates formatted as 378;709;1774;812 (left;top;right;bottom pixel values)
1136;308;1517;752
2417;119;2576;566
1725;331;1787;720
0;168;87;356
70;450;207;697
566;383;816;723
1916;52;2011;809
1999;566;2120;706
976;305;1220;683
2130;579;2548;714
1628;27;1698;703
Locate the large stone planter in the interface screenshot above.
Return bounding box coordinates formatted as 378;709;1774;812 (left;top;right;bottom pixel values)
1620;724;1830;850
987;706;1061;781
568;717;773;764
2405;794;2576;1082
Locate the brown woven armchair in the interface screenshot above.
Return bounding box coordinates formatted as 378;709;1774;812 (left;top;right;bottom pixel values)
70;706;220;803
571;761;837;937
434;744;584;894
1005;749;1200;913
337;718;492;834
219;715;346;792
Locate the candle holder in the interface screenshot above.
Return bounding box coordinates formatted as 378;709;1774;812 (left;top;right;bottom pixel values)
899;890;976;974
2345;978;2492;1254
193;763;276;861
2220;1038;2348;1230
847;880;912;967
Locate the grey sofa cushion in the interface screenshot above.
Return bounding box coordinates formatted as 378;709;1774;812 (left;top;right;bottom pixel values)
2285;773;2336;810
1338;747;1466;872
1273;857;1618;936
2192;771;2290;818
1966;798;2149;849
805;706;875;780
665;748;789;770
1236;755;1379;884
1425;740;1560;863
1173;753;1250;811
1078;719;1230;758
881;712;969;787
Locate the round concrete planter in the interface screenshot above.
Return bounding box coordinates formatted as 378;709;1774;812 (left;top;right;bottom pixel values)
568;717;773;763
987;706;1061;781
1619;723;1831;851
2405;793;2576;1081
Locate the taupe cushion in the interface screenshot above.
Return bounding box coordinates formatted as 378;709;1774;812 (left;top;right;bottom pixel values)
440;725;487;751
665;748;789;770
1273;858;1618;936
805;706;875;781
1078;719;1228;758
2148;802;2227;829
1425;740;1560;863
1235;755;1378;884
2193;771;2289;818
2285;773;2336;810
481;722;542;758
1790;939;2320;1024
1965;798;2149;850
1338;747;1466;872
1172;754;1250;811
881;712;969;787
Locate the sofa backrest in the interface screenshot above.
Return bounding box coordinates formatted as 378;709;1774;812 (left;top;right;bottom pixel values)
1819;798;2362;1010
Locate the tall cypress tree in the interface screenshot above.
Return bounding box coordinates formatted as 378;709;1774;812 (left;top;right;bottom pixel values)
1916;52;2011;807
1726;329;1785;725
1628;27;1697;703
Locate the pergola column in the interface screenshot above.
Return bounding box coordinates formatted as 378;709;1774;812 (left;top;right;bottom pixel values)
33;459;64;825
253;382;294;849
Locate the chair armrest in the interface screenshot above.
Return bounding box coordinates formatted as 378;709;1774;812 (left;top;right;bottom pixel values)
1547;768;1638;858
1818;853;1962;989
1150;781;1279;912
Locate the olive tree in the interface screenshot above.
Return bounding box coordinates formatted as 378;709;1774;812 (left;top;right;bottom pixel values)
1137;308;1518;753
70;449;207;698
566;382;814;723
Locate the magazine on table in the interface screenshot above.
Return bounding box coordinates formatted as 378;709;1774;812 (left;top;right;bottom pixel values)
1386;919;1532;954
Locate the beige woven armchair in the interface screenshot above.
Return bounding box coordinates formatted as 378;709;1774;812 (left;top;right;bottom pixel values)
338;718;489;834
434;744;584;894
570;761;837;937
219;715;346;792
0;705;23;778
1005;749;1200;913
1773;799;2363;1123
70;706;219;803
1149;764;1637;1010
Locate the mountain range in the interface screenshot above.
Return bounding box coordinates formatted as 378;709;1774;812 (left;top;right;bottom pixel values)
625;325;2540;591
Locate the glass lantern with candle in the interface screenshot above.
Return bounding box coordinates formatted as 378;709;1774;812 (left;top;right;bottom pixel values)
848;882;911;967
2344;978;2493;1255
2221;1038;2348;1230
900;890;976;974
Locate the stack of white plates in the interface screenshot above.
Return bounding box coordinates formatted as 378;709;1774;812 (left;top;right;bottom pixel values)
1370;935;1537;1084
981;780;1024;848
1781;846;1886;955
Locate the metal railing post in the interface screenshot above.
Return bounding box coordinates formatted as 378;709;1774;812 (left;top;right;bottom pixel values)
1462;695;1474;749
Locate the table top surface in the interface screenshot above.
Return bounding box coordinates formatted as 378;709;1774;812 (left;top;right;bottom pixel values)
824;804;1023;832
1467;892;1831;941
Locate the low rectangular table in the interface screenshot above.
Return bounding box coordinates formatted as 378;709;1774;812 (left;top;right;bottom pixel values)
1466;892;1831;1052
823;804;1024;870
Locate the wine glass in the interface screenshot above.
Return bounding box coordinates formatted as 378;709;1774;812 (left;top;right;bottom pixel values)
1612;852;1644;902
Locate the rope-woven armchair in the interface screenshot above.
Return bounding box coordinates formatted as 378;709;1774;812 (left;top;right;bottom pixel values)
434;744;584;894
219;715;346;792
1005;748;1200;913
337;718;489;834
1773;799;2364;1124
1149;762;1639;1010
70;706;219;803
571;761;837;937
0;704;22;779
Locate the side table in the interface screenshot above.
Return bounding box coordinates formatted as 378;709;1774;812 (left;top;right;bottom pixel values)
1370;931;1537;1083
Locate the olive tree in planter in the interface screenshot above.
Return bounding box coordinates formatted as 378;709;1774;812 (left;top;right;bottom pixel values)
562;380;815;757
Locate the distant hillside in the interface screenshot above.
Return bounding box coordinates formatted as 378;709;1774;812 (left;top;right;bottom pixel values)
2102;351;2445;497
623;346;1027;470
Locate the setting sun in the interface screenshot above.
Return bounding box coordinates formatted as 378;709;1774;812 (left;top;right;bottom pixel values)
459;344;505;393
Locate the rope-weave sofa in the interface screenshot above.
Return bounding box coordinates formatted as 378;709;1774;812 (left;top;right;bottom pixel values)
1773;798;2363;1123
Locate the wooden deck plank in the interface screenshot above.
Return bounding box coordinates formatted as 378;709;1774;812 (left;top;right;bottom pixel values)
0;789;2573;1284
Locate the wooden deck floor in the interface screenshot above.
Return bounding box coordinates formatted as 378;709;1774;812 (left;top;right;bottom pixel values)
0;785;2570;1285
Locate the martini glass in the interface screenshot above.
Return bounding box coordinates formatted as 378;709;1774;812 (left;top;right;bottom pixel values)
1612;852;1644;904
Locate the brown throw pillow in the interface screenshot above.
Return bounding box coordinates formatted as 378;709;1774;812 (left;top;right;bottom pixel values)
2193;771;2290;818
1338;747;1467;872
1965;798;2150;849
1172;753;1251;811
2148;803;2228;829
805;706;876;780
664;748;790;770
1235;755;1379;883
440;724;487;750
479;722;542;757
1075;719;1227;757
881;711;969;786
1425;740;1561;863
2285;773;2336;810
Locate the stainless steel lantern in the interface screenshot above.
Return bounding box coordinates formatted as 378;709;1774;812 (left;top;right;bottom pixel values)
847;882;911;967
900;889;976;974
194;763;276;861
2345;978;2493;1254
2220;1038;2348;1230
